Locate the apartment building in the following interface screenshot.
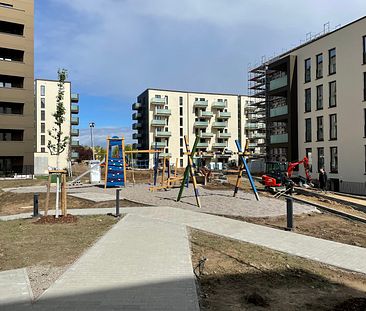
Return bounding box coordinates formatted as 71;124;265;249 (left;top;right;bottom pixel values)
249;16;366;195
0;0;34;176
132;89;249;168
34;79;80;175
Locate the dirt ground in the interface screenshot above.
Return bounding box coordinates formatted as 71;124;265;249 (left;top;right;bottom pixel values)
0;215;118;297
191;230;366;311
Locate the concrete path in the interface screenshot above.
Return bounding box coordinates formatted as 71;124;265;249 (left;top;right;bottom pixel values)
34;214;199;311
0;269;33;310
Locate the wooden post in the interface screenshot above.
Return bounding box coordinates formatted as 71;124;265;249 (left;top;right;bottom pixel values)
185;136;201;208
44;174;51;216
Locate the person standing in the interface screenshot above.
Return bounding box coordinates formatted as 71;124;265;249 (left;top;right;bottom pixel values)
319;168;328;192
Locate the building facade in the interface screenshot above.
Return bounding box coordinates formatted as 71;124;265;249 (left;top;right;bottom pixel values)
249;16;366;194
0;0;34;176
132;89;249;168
34;79;80;175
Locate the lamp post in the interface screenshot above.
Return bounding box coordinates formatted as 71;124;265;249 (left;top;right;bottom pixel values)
89;122;95;160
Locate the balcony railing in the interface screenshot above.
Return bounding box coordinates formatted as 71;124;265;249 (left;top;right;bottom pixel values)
248;133;266;139
197;142;209;148
71;139;79;147
155;108;171;116
71;152;79;159
132;143;142;149
159;153;172;158
71;104;79;114
132;102;141;110
193;100;208;108
200;132;214;138
132;112;142;120
132;123;142;130
71;117;79;125
151;142;167;149
71;93;79;103
270;133;288;144
155;131;172;138
199;111;213;118
211;101;226;109
212;143;227;149
71;128;79;136
151;119;166;127
132;133;142;139
245;123;266;130
150;98;166;105
217;132;231;139
218;111;231;118
212;122;228;128
269;75;288;91
194;121;209;128
270;105;288;117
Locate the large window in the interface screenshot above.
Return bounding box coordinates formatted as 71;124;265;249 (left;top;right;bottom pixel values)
305;58;311;83
330;114;337;140
318;147;325;172
0;129;23;141
0;102;23;115
316;85;323;110
41;110;45;121
363;36;366;64
329;48;336;75
317;116;324;141
41;98;45;109
305;88;311;112
330;147;338;173
316;54;323;79
41;123;45;134
40;85;45;96
329;81;337;107
305;118;312;142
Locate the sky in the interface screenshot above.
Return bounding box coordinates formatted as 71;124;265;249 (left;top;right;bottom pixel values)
34;0;366;146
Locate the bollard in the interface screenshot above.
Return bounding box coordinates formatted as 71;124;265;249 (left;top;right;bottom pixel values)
33;193;39;218
286;197;294;231
115;189;121;217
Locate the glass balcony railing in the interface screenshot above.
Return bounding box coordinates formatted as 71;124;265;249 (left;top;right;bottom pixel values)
200;132;214;138
212;101;227;109
245;123;266;130
71;93;79;103
212;122;228;128
194;121;209;128
151;142;167;149
193;100;209;108
132;123;142;129
270;105;288;117
71;139;79;147
197;142;209;148
71;104;79;114
71;152;79;159
270;133;288;144
150;98;166;105
212;143;227;149
269;75;288;91
71;128;79;136
132;133;142;139
217;132;231;139
218;111;231;118
155;108;171;116
132;112;142;120
159;153;172;158
132;102;141;110
151;119;166;126
71;117;79;125
199;111;213;118
155;131;172;137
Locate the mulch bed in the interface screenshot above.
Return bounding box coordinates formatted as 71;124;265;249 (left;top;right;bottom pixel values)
34;214;78;224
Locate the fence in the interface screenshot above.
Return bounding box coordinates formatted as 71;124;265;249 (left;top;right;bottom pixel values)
340;181;366;196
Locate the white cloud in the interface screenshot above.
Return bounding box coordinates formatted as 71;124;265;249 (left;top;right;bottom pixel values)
79;127;134;147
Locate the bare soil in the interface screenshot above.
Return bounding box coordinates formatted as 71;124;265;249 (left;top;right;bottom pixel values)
34;214;78;224
191;230;366;311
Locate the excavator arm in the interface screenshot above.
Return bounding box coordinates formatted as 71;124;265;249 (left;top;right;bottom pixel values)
287;157;312;183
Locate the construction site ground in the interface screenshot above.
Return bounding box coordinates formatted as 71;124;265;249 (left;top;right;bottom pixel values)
191;230;366;311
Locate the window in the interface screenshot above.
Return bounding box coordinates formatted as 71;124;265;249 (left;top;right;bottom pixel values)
306;148;312;172
305;58;311;82
316;85;323;110
179;118;183;126
179;97;183;106
180;149;184;157
330;114;337;140
365;146;366;173
180;128;183;136
364;72;366;101
41;110;45;121
179;107;183;116
41;135;45;145
330;147;338;173
180;159;183;167
363;36;366;64
329;81;337;107
41;123;45;134
329;48;336;75
41;98;45;109
180;138;183;147
364;109;366;137
0;129;23;141
316;54;323;78
318;147;325;172
40;85;45;96
317;116;324;141
305;88;311;112
41;147;45;153
305;118;312;142
0;102;23;114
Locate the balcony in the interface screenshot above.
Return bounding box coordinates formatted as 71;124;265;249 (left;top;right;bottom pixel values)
217;132;231;139
269;75;288;91
150;98;166;105
212;122;227;128
71;116;79;125
248;133;266;139
71;93;79;103
132;122;142;130
249;143;258;148
270;105;288;117
132;102;142;110
71;104;79;114
212;143;227;149
200;132;214;138
193;100;208;108
211;101;226;109
194;121;209;128
151;142;167;149
71;128;79;136
155;108;171;116
155;131;172;138
71;152;79;159
151;119;166;127
159;153;172;158
199;111;213;118
245;123;266;130
218;111;231;119
132;143;142;149
197;142;209;148
270;133;288;144
132;112;142;120
132;133;142;139
71;139;79;147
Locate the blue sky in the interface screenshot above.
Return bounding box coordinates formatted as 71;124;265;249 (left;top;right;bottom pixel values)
34;0;366;146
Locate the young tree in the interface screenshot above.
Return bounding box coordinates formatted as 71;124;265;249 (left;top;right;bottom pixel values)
47;69;69;168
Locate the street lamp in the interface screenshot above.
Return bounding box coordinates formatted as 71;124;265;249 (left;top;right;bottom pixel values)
89;122;95;160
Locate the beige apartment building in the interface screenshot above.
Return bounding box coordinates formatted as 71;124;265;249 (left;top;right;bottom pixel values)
0;0;34;176
249;16;366;195
34;79;80;175
132;89;249;168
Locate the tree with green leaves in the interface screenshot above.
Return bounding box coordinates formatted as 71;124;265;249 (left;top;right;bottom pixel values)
47;69;69;168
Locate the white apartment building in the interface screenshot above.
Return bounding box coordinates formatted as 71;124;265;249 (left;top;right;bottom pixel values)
249;16;366;195
34;79;80;175
132;89;250;168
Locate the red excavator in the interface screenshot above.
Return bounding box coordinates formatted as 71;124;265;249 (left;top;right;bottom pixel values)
262;157;312;188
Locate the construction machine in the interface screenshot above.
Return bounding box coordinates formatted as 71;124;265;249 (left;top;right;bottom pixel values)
262;157;312;188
